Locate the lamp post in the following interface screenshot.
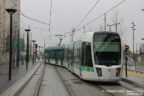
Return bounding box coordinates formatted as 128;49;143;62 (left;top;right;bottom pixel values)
16;29;20;67
141;38;144;54
25;28;31;69
5;8;17;80
131;22;136;60
38;46;41;59
34;44;38;63
131;22;136;69
32;40;36;64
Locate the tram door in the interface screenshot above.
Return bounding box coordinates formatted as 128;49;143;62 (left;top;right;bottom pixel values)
71;45;74;72
79;43;82;77
60;49;64;66
55;50;58;65
82;42;93;69
68;45;74;72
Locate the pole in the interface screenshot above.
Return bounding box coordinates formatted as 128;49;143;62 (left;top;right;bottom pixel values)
26;31;29;69
39;46;40;59
125;45;129;78
30;33;32;56
6;8;17;80
131;22;136;69
125;55;128;78
25;29;30;69
32;41;35;64
9;14;13;80
115;23;120;33
34;44;37;63
16;29;20;67
104;13;107;31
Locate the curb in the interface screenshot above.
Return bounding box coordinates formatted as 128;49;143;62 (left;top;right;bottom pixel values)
122;78;144;89
34;62;45;96
0;62;41;96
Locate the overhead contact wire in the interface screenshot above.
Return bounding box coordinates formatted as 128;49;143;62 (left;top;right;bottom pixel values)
76;0;101;28
20;11;50;26
85;0;127;27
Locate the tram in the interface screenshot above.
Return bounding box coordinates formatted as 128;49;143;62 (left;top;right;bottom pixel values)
44;31;123;82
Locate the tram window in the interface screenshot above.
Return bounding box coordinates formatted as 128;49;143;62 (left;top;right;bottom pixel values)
59;50;64;60
52;50;55;59
55;50;58;59
47;52;50;58
67;47;69;62
74;44;79;57
82;42;93;67
65;47;68;60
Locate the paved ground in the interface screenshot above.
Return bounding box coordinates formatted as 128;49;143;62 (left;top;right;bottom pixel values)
0;60;144;96
122;65;144;89
19;63;70;96
0;60;38;94
19;64;144;96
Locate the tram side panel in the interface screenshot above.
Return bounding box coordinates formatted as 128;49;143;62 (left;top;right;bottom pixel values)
73;42;82;77
63;46;68;68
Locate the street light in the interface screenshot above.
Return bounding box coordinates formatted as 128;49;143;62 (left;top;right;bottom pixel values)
131;22;136;60
34;44;38;63
32;40;36;64
5;8;17;80
131;22;136;70
25;28;31;69
38;46;41;59
16;29;20;67
40;46;43;59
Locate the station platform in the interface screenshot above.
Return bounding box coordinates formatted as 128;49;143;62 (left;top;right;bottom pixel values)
122;67;144;88
0;60;40;95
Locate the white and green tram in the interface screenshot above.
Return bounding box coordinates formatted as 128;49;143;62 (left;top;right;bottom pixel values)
44;31;123;82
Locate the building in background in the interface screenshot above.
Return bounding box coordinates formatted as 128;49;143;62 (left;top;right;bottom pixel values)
0;0;21;64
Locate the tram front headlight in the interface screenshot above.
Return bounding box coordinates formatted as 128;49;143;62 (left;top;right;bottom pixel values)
116;68;121;76
96;68;102;77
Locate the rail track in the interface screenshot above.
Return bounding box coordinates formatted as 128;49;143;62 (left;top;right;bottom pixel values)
34;64;144;96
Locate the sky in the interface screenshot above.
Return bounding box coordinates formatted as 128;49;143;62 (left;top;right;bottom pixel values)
20;0;144;52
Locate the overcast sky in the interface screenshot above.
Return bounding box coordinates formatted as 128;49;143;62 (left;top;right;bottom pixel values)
21;0;144;52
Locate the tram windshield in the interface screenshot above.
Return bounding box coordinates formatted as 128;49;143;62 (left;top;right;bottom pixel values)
93;33;121;66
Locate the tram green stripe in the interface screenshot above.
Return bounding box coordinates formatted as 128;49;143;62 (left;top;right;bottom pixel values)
47;59;94;72
50;59;56;61
81;66;94;72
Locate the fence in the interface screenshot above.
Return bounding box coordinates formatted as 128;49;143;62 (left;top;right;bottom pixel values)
135;54;144;69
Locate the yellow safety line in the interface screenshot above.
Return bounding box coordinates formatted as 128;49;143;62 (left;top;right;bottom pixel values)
123;70;144;79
